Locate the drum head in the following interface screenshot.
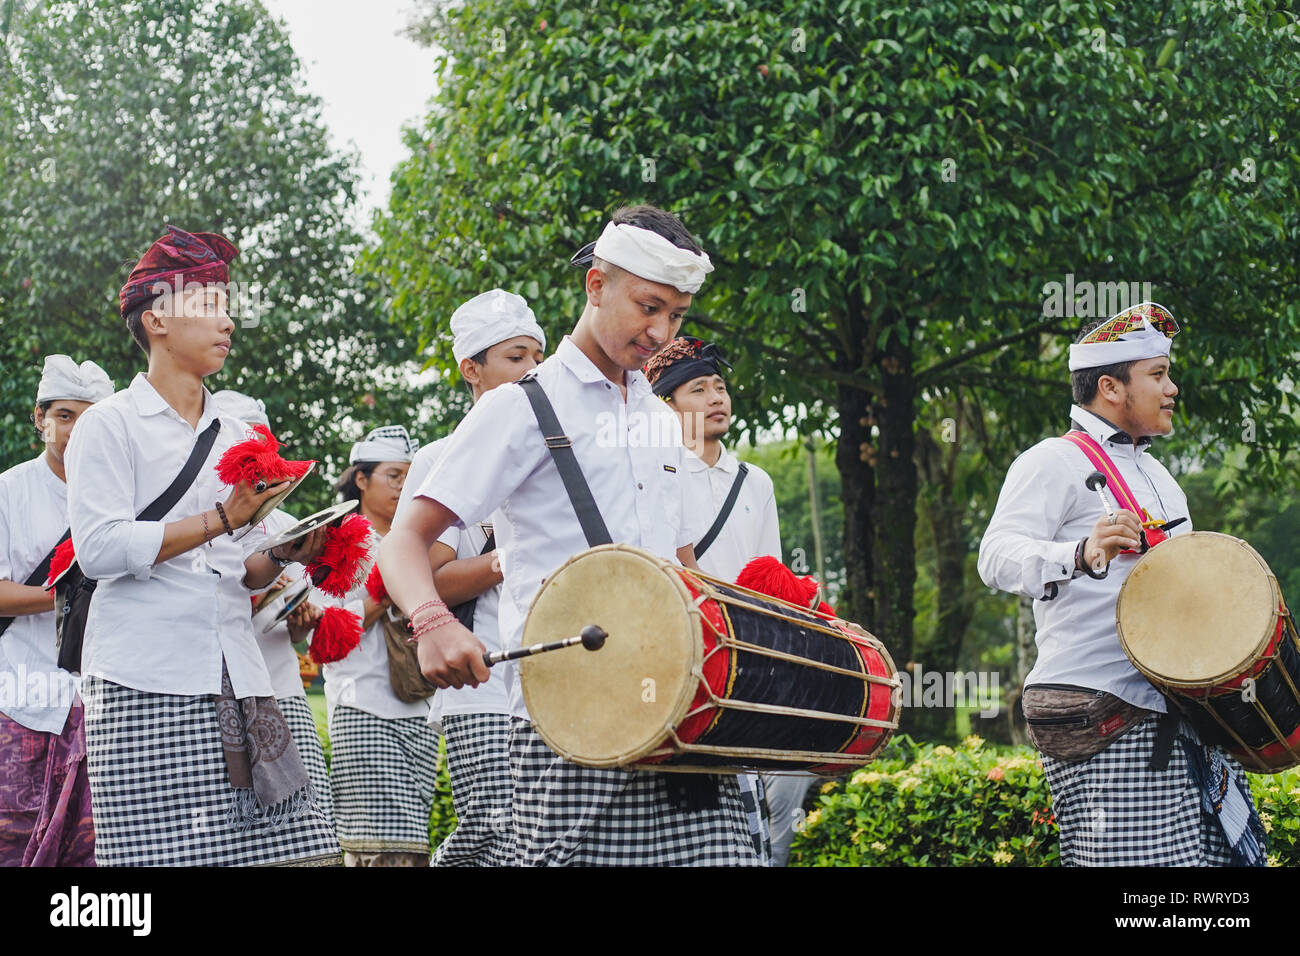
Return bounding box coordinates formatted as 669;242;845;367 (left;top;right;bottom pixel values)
521;545;701;767
1117;532;1279;688
232;461;318;541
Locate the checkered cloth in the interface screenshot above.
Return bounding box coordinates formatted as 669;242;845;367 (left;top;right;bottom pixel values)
432;713;516;867
81;676;339;866
508;719;762;866
329;705;439;855
736;773;772;865
1042;715;1252;866
280;695;332;825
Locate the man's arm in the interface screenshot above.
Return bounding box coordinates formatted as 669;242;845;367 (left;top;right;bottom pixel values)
67;409;290;580
0;580;55;616
977;446;1140;599
379;495;489;689
431;539;503;608
0;503;54;615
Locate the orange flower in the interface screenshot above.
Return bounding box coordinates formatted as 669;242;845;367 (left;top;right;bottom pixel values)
986;766;1005;782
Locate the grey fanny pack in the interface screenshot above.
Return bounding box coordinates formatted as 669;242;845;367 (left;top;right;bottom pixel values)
1021;684;1157;763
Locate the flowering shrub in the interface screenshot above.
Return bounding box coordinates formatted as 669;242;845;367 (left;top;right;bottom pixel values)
789;734;1060;866
791;735;1300;866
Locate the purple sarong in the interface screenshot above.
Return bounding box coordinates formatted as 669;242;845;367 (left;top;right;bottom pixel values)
0;701;95;867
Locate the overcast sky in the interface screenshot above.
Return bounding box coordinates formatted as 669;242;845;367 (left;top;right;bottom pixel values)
262;0;437;227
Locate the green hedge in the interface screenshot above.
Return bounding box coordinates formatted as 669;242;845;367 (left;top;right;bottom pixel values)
790;734;1300;867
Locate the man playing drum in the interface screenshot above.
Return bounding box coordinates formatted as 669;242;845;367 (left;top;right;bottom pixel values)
380;204;761;866
978;302;1266;866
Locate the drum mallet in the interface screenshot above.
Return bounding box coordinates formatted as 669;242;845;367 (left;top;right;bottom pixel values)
483;625;608;668
1084;470;1118;572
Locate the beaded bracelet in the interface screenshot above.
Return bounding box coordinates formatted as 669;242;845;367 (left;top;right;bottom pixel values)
409;598;448;626
405;609;456;645
214;501;234;536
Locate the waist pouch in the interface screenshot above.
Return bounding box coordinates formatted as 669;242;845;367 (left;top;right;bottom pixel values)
1022;684;1156;763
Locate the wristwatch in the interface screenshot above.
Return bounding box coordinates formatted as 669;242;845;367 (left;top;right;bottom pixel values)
267;547;291;568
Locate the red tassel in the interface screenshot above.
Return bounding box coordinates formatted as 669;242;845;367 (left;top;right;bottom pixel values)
736;555;816;604
309;606;362;664
214;423;315;487
365;563;388;604
735;555;837;616
306;514;374;598
45;538;77;590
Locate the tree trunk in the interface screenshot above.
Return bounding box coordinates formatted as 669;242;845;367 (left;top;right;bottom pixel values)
835;381;876;631
912;424;975;741
872;322;918;731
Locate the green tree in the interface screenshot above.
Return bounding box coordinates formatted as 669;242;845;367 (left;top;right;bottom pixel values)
372;0;1300;728
0;0;442;509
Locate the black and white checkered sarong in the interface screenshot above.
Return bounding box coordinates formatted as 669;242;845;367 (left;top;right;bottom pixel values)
329;705;438;855
433;713;516;866
1042;715;1241;866
508;719;761;866
280;695;332;824
81;675;339;866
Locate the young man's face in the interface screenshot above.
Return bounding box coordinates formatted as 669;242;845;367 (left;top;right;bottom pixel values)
1111;356;1178;437
587;266;690;371
669;373;731;445
145;284;235;376
462;335;545;399
356;460;411;523
34;399;93;462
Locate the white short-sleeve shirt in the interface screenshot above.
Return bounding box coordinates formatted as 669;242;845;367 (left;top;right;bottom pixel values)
0;455;79;732
242;508;309;701
415;336;710;720
683;446;782;583
321;527;433;722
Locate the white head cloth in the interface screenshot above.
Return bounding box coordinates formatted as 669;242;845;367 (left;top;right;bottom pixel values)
211;389;269;428
451;290;547;364
350;424;418;464
36;355;114;404
1067;302;1177;371
591;221;714;294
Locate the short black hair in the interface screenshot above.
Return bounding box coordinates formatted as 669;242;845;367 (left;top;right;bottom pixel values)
124;301;151;356
1070;319;1134;404
608;203;703;254
335;462;378;502
469;347;489;365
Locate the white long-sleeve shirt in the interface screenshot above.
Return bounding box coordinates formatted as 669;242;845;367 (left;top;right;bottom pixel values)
683;445;781;582
0;455;79;732
64;373;274;699
977;405;1191;711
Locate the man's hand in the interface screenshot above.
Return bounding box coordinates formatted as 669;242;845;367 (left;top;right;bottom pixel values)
287;599;323;642
223;479;292;528
269;526;328;567
1082;510;1143;572
416;620;490;690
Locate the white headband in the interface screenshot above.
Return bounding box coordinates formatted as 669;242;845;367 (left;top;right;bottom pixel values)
36;355;114;404
451;290;546;364
211;389;269;428
350;424;418;464
591;222;714;294
1068;317;1174;371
